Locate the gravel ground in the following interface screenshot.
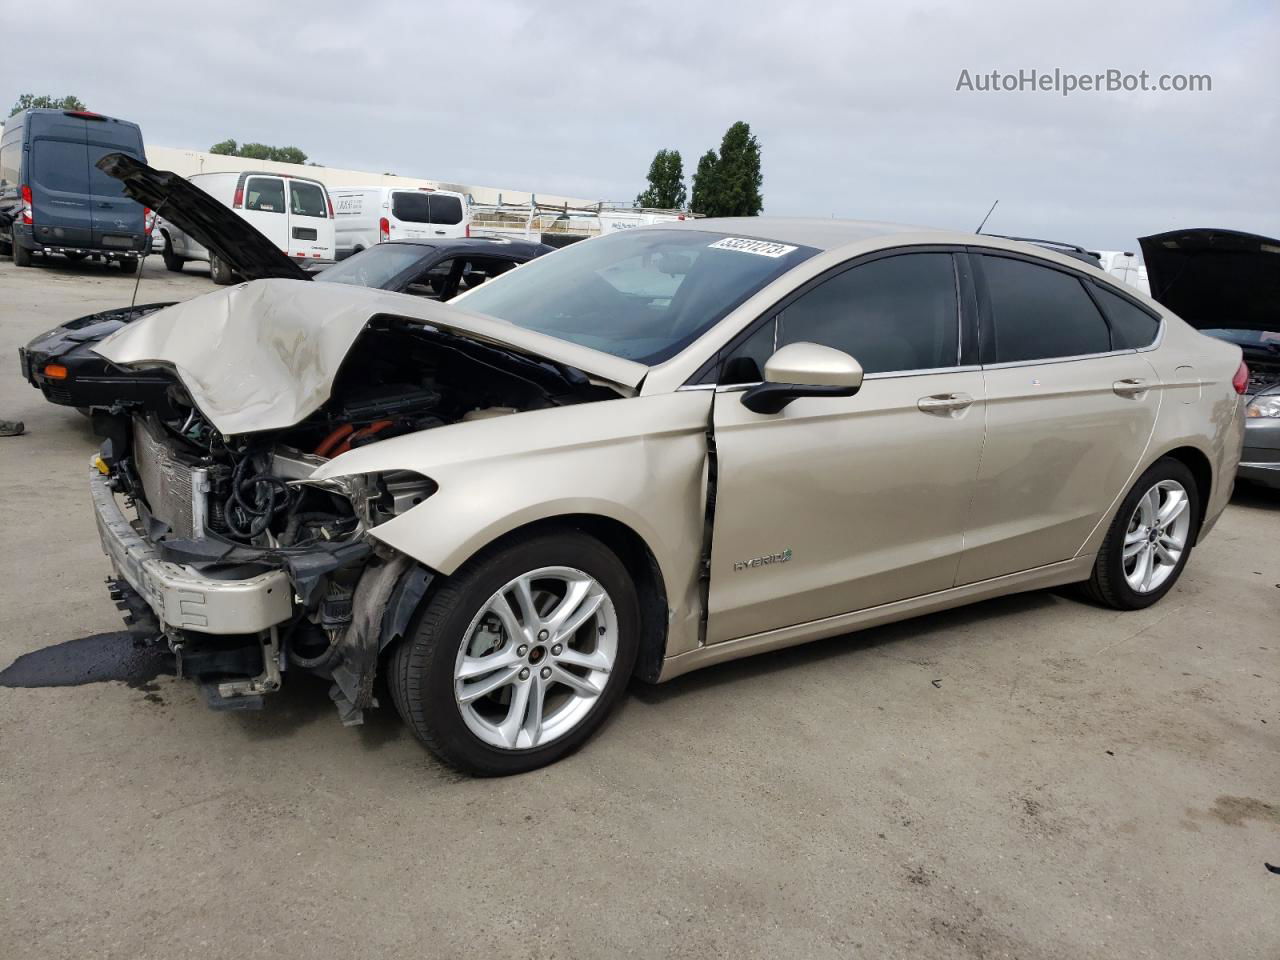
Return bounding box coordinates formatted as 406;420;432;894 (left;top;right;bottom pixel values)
1;253;1277;960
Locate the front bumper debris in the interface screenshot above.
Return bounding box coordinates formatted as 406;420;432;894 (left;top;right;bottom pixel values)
90;462;293;635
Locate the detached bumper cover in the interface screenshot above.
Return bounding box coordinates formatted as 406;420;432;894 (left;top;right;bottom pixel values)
90;464;293;634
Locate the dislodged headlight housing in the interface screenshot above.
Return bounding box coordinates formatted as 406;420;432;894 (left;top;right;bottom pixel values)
1246;394;1280;419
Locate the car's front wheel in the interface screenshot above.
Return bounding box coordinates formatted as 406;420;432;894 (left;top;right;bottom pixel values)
390;531;639;775
1082;457;1200;609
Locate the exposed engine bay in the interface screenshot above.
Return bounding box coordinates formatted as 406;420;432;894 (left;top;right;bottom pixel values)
95;317;621;721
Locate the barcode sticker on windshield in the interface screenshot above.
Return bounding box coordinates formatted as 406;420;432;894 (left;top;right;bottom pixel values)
708;237;798;258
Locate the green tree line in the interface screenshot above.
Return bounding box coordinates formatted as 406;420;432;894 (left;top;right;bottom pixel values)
635;121;763;217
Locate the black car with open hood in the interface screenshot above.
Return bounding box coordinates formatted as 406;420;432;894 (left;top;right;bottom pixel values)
1141;228;1280;488
19;155;552;412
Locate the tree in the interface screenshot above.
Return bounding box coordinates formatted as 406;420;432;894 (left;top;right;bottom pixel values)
10;93;86;117
711;121;762;217
689;149;720;216
208;139;309;164
635;148;686;209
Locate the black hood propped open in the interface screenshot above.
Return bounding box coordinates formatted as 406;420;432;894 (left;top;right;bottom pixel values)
96;153;310;283
1139;228;1280;333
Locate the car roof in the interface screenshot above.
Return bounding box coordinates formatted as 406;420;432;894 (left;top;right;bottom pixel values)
649;216;946;251
384;238;552;255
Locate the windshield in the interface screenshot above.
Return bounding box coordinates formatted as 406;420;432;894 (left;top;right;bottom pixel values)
455;229;817;364
316;244;432;288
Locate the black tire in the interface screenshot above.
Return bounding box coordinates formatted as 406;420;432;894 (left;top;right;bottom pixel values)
12;228;32;267
161;238;185;273
390;530;639;776
1081;457;1200;610
118;256;138;273
209;251;234;285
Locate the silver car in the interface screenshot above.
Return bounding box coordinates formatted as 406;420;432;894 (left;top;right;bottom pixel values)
89;218;1245;774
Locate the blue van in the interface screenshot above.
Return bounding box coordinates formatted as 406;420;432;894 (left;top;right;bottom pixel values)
0;108;150;270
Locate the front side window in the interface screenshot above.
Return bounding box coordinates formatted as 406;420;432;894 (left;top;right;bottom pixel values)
244;177;285;213
457;229;817;364
717;253;960;382
980;255;1111;363
774;253;959;374
289;181;327;218
1091;283;1160;349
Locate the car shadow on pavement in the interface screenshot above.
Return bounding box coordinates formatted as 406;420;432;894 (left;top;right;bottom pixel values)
1230;483;1280;511
630;589;1057;704
230;670;407;750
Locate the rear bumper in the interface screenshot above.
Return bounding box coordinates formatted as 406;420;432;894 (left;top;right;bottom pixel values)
13;223;144;257
90;463;293;635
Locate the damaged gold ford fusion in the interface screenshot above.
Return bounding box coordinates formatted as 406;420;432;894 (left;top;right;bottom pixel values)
82;221;1245;776
89;280;628;726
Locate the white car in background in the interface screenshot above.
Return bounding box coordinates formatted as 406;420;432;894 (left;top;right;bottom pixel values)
155;170;336;282
330;185;470;259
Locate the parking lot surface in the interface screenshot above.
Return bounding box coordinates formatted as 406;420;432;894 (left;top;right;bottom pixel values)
1;256;1277;960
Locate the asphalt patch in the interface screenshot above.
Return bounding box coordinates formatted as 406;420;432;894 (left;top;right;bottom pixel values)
0;631;175;688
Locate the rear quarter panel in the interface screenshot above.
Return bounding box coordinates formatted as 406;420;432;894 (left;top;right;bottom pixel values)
1079;314;1243;556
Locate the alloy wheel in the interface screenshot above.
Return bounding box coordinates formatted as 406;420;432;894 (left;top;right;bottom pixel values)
1123;479;1192;594
453;566;617;750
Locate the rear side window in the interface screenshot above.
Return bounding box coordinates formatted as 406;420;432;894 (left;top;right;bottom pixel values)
772;252;960;374
391;192;431;223
980;255;1111;363
429;194;463;225
290;181;327;218
245;177;285;213
1091;283;1160;349
31;139;89;194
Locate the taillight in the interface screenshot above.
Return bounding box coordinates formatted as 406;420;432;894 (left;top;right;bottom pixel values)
379;217;390;242
326;193;334;218
20;185;33;225
143;207;155;236
232;186;244;209
465;223;470;238
1232;361;1249;395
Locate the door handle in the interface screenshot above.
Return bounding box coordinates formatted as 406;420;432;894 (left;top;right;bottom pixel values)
917;392;974;414
1113;378;1149;398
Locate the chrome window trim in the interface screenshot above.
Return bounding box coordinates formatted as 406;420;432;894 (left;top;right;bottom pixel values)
678;364;982;392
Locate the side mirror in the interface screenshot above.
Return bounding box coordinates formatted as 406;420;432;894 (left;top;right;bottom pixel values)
741;342;864;414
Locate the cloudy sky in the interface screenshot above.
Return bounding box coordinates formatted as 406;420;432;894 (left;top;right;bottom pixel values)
17;0;1279;249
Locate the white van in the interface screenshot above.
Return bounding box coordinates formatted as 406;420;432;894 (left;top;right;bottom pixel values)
158;170;336;283
330;186;470;259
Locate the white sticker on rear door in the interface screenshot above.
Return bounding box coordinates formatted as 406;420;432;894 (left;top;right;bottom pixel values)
707;237;798;258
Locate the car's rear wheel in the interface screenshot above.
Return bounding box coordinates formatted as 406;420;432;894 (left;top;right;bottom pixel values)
12;228;32;267
209;251;234;285
390;531;639;775
161;238;185;272
1082;457;1200;610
